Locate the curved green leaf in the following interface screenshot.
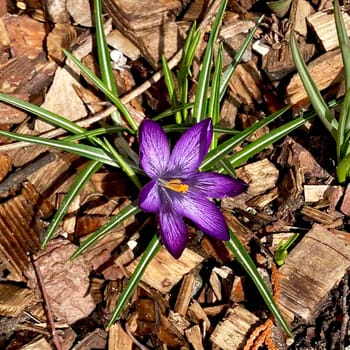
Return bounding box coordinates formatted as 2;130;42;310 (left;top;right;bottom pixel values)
226;228;293;338
71;203;141;259
42;160;102;247
108;233;161;326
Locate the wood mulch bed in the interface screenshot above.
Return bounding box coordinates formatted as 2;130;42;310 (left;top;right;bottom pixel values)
0;0;350;349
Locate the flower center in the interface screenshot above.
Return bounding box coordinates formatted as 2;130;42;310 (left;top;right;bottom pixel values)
165;179;189;193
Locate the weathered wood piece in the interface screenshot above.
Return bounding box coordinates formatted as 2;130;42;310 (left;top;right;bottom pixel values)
108;323;133;350
20;337;52;350
174;272;197;316
229;61;262;105
300;205;341;225
210;305;259;350
66;0;92;27
107;29;141;60
104;0;184;68
304;185;342;204
185;325;204;350
0;182;46;281
26;239;96;324
288;0;315;36
340;183;350;216
0;284;34;317
46;23;77;62
2;14;46;59
307;7;350;52
127;247;204;294
278;224;350;325
35;66;87;132
286;48;343;106
262;41;315;81
187;300;211;331
236;159;279;195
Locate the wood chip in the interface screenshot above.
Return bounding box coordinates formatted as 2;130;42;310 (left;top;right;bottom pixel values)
288;0;315;36
0;182;44;281
3;14;46;59
278;137;332;180
26;239;96;324
185;325;204;350
229;61;262;105
236;159;279;195
127;246;204;294
210;305;259;350
46;0;70;23
107;29;141;61
66;0;92;27
286;48;343;107
46;23;77;62
340;182;350;216
307;7;350;51
35;66;87;132
262;41;315;81
73;328;108;350
301;205;340;225
19;337;52;350
278;224;350;325
304;185;342;203
108;323;133;350
0;284;34;317
174;272;198;316
0;153;11;182
187;300;211;332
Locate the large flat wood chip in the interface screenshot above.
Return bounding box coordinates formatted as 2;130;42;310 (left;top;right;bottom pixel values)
236;159;279;195
278;224;350;325
210;305;259;350
307;8;350;51
127;247;204;294
36;66;87;132
286;48;343;106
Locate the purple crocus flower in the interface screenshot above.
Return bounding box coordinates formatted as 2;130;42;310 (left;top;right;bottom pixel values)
138;119;247;258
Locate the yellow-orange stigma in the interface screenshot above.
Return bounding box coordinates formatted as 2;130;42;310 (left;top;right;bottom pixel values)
165;179;189;193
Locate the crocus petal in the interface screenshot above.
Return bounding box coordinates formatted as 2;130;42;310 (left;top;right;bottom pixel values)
139;120;170;178
159;207;188;259
139;180;161;213
174;192;229;240
185;172;247;198
166;119;212;176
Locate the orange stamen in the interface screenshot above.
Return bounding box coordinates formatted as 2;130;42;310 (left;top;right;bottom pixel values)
165;179;189;193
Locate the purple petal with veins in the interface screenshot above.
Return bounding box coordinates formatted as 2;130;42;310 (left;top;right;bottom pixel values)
166;119;212;176
139;120;170;178
158;206;188;259
185;172;248;198
139;180;161;213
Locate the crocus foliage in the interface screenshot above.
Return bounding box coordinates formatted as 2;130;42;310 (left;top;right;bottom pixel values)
138;119;247;258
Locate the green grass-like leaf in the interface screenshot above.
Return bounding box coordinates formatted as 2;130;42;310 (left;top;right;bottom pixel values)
200;106;290;171
108;233;161;326
290;32;337;138
227;112;311;169
209;44;223;150
0;130;141;170
64;50;138;131
334;0;350;90
42;160;102;247
0;93;85;135
219;15;264;101
71;203;141;259
192;0;227;122
94;0;121;125
226;228;293;338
